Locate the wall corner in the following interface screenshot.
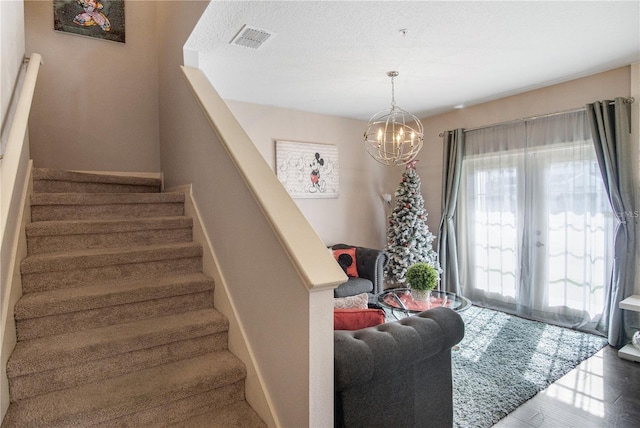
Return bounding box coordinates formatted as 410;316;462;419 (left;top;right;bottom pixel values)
630;63;639;294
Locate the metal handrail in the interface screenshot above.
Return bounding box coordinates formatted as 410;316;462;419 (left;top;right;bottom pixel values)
0;54;42;161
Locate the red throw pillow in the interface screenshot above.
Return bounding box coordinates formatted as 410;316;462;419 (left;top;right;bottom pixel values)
332;247;358;277
334;309;385;330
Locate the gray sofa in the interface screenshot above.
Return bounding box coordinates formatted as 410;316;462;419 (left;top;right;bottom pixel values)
334;307;465;428
330;244;388;298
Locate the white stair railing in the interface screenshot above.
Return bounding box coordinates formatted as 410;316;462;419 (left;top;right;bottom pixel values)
180;65;346;427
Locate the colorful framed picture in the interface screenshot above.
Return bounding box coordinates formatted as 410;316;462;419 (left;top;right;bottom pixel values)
276;141;339;199
53;0;125;43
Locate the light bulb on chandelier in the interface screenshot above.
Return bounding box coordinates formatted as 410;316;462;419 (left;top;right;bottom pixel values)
364;71;424;166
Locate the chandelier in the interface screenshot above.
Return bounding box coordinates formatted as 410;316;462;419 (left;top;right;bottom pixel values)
364;71;424;166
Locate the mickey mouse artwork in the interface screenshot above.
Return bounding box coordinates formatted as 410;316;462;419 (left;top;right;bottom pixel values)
276;141;339;198
309;152;326;193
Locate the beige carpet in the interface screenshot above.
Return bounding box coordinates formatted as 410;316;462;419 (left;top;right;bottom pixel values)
2;168;266;427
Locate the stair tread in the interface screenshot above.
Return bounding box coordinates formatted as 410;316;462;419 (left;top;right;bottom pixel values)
8;308;228;377
31;192;184;205
14;272;214;319
26;216;192;237
21;242;202;274
172;400;267;428
33;168;162;188
3;351;245;427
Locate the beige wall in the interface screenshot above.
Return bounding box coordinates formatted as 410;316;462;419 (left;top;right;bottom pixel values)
225;100;394;249
24;0;160;172
1;0;25;128
418;66;633;237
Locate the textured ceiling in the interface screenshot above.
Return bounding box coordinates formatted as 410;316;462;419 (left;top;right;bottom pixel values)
186;1;640;121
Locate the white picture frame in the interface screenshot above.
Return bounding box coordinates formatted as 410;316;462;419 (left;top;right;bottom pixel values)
275;140;339;199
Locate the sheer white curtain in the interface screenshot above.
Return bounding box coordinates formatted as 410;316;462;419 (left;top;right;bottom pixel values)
457;111;614;333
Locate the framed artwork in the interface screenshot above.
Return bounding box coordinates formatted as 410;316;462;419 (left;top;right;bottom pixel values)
54;0;125;43
276;140;339;199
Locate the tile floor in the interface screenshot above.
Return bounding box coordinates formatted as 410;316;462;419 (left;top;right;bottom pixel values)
493;345;640;427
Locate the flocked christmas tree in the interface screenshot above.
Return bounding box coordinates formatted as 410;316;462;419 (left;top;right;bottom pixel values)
385;161;440;284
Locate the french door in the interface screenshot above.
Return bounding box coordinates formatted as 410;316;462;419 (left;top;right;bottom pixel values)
457;113;614;333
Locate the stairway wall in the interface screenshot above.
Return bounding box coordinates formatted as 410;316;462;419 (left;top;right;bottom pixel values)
169;184;277;427
158;1;344;421
0;0;24;129
157;2;332;426
24;0;161;172
163;57;340;426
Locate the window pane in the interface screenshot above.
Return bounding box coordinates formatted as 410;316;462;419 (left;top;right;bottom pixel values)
545;155;612;317
471;167;517;299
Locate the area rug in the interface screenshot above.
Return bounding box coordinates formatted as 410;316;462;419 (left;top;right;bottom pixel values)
452;306;609;427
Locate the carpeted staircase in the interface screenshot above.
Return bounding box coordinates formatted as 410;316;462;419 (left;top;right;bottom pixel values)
2;168;266;427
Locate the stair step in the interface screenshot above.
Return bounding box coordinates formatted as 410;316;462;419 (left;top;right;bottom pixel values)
100;382;249;427
170;400;267;428
26;216;193;254
15;272;214;319
11;335;227;405
9;308;228;376
17;290;215;341
15;273;215;340
32;168;161;193
8;309;229;400
21;243;203;293
31;192;185;222
2;351;246;427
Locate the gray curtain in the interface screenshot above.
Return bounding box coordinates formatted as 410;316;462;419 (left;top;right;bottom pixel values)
586;97;636;347
437;129;464;293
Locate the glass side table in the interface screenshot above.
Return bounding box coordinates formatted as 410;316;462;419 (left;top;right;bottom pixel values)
378;288;471;319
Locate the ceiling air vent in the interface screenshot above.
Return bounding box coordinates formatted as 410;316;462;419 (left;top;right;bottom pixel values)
230;25;273;50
